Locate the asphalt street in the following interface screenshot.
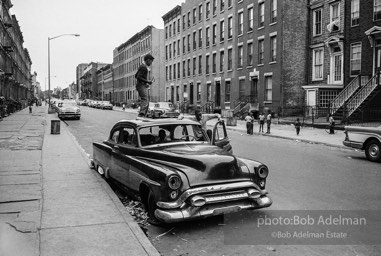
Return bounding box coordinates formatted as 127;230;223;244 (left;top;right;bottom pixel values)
64;106;381;256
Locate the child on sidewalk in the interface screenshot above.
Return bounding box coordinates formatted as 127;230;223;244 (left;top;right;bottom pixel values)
295;118;301;135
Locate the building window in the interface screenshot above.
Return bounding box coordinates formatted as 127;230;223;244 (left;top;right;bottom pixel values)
228;0;232;8
197;82;201;101
212;24;217;45
165;45;168;60
270;36;277;62
199;29;203;48
248;7;253;32
351;0;360;26
259;2;265;28
183;60;186;78
207;83;212;101
173;21;176;35
193;57;197;76
350;43;361;76
206;2;210;19
329;3;340;32
187;12;191;27
165;27;168;39
183;37;186;54
178;62;180;78
319;90;338;108
193;31;197;50
258;39;264;65
206;55;210;74
193;8;197;24
220;50;224;72
313;9;322;36
228;16;233;39
212;53;217;73
187;34;191;52
199;55;203;75
237;45;243;68
178;39;180;56
176;86;179;101
173;64;176;80
265;76;273;101
228;48;232;70
333;48;342;83
213;0;217;16
206;27;210;47
183;15;186;30
220;0;225;11
169;65;172;80
225;80;230;103
169;44;172;59
270;0;277;23
169;24;172;37
238;12;243;35
247;42;253;66
312;48;323;81
173;41;176;56
187;59;191;76
178;18;180;32
199;4;203;21
166;66;168;81
220;20;225;42
375;0;381;20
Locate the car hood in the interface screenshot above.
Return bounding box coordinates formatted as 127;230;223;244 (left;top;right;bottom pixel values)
141;144;252;187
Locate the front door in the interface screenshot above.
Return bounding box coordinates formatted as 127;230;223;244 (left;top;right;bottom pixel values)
215;81;221;107
212;120;232;153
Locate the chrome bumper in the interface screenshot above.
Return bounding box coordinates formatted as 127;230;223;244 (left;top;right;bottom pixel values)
155;194;272;223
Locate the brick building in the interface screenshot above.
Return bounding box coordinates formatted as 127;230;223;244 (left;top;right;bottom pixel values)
76;63;87;99
80;62;108;100
163;0;308;115
112;25;165;106
96;64;113;101
0;0;33;105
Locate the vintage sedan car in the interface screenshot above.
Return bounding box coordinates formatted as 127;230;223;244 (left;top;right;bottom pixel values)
343;125;381;162
152;102;180;118
57;101;81;120
92;118;272;224
99;101;113;110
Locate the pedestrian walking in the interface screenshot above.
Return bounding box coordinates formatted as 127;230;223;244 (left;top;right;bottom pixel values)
29;102;32;114
122;103;126;111
258;113;265;133
266;113;272;134
135;54;155;117
244;112;253;135
295;118;301;135
329;114;335;134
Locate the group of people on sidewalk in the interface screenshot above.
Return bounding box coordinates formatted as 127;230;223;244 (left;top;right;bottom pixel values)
245;112;272;135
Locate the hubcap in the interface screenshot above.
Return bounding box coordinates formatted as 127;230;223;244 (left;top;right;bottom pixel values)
97;166;105;175
369;144;380;158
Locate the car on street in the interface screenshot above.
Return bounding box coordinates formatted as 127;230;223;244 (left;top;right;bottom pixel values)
343;125;381;162
152;102;180;118
92;118;272;224
99;101;113;110
57;101;81;120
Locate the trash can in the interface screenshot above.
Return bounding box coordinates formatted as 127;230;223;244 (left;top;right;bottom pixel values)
51;119;60;134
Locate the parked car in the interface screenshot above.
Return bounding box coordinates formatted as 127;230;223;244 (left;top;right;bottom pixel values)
57;101;81;120
343;125;381;162
152;102;180;118
92;118;272;224
137;102;157;117
99;101;113;110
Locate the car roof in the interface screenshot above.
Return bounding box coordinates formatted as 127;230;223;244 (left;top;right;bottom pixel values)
114;118;200;129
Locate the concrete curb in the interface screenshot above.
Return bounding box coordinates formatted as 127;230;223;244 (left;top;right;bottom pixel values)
59;115;160;256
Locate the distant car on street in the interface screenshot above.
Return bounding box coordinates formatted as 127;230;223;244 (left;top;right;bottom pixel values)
152;102;180;118
91;118;272;224
99;101;113;110
343;125;381;162
57;101;81;120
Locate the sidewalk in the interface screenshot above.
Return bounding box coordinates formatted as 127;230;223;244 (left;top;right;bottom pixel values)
115;106;346;149
0;105;160;256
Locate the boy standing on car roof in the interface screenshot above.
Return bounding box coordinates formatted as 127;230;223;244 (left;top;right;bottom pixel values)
135;54;154;117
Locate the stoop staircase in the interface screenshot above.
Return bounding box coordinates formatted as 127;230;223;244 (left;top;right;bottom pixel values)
330;73;381;122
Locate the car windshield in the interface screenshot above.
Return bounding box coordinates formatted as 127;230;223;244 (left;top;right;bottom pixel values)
61;102;78;107
138;123;208;147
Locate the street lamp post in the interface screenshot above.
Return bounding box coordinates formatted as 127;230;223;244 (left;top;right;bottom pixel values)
48;34;80;112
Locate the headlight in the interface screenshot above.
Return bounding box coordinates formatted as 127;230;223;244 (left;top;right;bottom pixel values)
168;175;182;190
256;165;269;179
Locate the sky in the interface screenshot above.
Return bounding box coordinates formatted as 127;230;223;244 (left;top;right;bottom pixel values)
11;0;182;91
